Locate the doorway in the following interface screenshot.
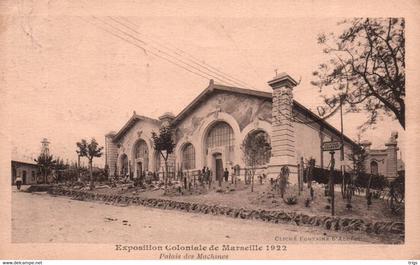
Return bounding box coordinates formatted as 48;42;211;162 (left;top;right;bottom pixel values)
22;170;27;185
213;153;223;183
137;161;143;179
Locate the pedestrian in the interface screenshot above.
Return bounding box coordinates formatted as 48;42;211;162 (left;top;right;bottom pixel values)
183;172;187;189
15;176;23;191
310;186;314;200
224;168;229;182
206;167;212;189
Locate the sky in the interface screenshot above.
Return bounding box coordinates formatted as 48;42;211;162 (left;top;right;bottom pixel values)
1;1;406;167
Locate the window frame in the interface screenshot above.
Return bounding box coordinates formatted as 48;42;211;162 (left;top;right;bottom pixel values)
182;143;195;170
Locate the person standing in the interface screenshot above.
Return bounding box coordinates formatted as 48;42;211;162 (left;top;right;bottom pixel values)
15;176;23;191
206;167;212;189
183;172;187;189
224;168;229;182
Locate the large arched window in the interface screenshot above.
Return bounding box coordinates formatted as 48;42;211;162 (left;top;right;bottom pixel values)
244;130;271;166
370;161;379;175
182;143;195;170
134;139;148;159
206;122;234;149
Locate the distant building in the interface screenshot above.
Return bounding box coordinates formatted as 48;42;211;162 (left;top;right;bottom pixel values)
105;73;367;183
11;160;40;185
361;132;402;180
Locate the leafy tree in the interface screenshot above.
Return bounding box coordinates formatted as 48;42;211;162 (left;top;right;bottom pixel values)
312;18;405;130
34;153;56;184
54;157;68;183
241;131;271;192
152;125;176;192
388;174;404;214
76;138;104;190
347;141;369;184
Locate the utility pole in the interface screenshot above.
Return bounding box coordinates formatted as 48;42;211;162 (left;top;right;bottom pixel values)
330;151;335;216
340;95;345;198
322;141;340;216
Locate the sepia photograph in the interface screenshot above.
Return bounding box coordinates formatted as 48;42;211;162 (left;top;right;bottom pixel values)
1;0;419;261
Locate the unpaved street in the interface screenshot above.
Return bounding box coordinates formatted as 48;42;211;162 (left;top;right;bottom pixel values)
12;189;376;244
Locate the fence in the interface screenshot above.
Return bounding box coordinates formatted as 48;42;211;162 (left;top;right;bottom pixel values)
304;166;389;190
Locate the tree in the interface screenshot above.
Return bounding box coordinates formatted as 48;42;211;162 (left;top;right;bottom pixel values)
54;157;68;183
387;174;404;214
312;18;405;130
34;153;56;184
76;138;104;190
152;125;176;192
347;141;369;185
241;131;271;192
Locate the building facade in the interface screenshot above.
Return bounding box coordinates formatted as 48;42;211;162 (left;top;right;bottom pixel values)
105;73;362;182
11;161;39;185
361;132;402;179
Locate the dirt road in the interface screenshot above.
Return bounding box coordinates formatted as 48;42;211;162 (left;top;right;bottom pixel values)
12;189;377;244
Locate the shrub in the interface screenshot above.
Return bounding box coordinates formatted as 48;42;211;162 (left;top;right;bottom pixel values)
372;190;381;199
284;196;298;205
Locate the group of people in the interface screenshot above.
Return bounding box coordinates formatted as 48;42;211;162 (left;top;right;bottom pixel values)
179;166;236;190
203;166;233;186
200;167;212;185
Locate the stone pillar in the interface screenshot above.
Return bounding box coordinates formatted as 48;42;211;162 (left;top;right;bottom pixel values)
105;132;118;177
267;72;298;182
385;132;399;180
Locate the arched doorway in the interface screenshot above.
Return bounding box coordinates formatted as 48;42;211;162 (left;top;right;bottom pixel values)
213;152;223;183
205;121;235;181
134;139;149;178
370;161;379;175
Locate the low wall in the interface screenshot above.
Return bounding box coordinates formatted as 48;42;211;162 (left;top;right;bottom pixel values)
48;187;404;237
26;184;54;192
